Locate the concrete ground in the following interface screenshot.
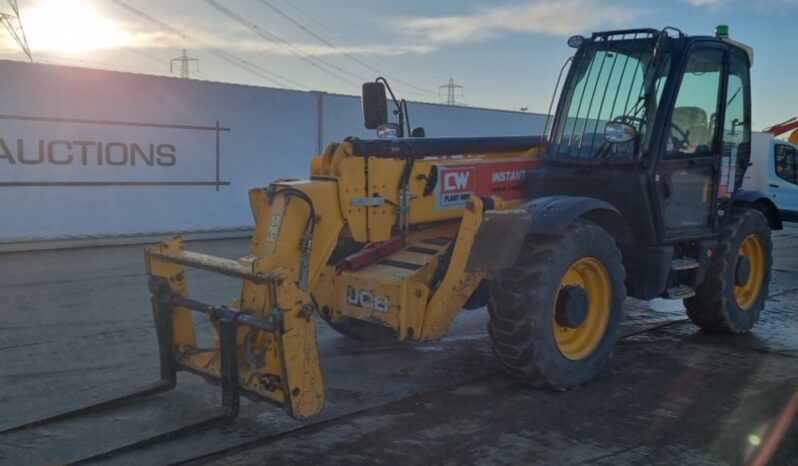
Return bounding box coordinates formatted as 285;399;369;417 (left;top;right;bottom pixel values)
0;227;796;465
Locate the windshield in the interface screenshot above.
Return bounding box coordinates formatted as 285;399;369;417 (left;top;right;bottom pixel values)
548;38;670;160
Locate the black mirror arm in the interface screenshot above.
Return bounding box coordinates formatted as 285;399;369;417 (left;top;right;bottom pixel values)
400;99;411;138
376;77;406;137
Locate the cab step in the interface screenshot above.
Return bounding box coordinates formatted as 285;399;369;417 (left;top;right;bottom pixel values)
671;257;700;271
664;285;696;299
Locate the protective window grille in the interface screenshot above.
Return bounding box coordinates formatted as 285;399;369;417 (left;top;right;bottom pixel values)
550;31;667;160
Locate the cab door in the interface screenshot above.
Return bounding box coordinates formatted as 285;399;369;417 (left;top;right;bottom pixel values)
772;143;798;218
654;45;728;239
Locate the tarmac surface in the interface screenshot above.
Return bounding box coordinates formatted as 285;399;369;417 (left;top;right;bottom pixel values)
0;227;796;465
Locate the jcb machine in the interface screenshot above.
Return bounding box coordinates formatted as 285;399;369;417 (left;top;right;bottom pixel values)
3;26;783;458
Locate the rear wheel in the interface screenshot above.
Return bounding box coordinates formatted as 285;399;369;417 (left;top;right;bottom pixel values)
488;219;626;389
685;207;772;333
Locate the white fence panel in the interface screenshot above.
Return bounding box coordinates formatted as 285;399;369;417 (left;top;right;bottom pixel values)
0;60;546;245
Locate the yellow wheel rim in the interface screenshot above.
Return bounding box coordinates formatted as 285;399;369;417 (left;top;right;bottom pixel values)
734;234;766;310
553;257;612;360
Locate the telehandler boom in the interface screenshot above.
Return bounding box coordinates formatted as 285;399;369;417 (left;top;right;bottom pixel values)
2;26;783;460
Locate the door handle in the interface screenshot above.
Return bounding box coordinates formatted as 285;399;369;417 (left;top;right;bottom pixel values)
769;183;779;188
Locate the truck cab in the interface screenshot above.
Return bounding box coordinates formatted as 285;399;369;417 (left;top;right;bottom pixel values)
745;132;798;222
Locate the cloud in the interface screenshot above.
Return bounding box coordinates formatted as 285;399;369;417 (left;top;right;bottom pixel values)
205;40;436;57
400;0;639;44
129;31;436;57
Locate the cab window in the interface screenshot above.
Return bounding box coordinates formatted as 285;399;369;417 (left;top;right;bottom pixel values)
666;48;724;158
722;49;751;188
775;144;798;184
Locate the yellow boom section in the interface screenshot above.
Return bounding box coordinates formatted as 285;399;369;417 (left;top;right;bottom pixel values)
146;179;344;420
145;138;542;420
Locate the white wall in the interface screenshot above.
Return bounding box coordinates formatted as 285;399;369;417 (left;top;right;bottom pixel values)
320;94;546;144
0;60;546;243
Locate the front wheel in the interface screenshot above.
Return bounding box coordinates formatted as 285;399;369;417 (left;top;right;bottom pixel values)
685;207;772;333
488;219;626;390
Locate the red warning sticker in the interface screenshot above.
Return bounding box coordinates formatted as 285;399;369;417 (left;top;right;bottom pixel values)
436;159;542;209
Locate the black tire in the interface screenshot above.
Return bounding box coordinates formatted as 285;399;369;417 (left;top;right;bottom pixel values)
319;308;397;341
488;219;626;390
685;207;772;333
463;280;490;310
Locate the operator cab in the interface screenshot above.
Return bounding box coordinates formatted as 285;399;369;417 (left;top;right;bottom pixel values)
530;26;763;298
547;27;753;166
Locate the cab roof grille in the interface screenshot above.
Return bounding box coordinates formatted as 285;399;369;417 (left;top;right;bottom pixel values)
591;28;660;42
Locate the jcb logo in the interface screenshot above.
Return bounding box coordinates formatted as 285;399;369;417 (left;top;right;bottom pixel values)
441;168;475;193
346;285;390;312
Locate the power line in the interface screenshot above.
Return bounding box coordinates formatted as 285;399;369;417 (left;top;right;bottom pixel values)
279;0;444;82
171;49;199;79
125;44;169;67
37;45;222;81
35;52;167;75
202;0;365;90
257;0;436;96
194;68;220;81
107;0;311;90
0;0;31;61
108;0;305;89
280;0;348;43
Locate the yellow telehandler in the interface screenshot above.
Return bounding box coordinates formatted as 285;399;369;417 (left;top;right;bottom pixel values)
3;26;783;460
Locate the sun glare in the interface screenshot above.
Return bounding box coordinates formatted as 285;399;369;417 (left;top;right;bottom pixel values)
22;0;130;53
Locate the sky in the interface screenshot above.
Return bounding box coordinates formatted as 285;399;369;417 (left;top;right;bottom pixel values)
0;0;797;129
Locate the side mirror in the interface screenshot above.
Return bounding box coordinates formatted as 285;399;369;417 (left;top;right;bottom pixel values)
362;82;388;129
605;122;636;143
410;127;426;138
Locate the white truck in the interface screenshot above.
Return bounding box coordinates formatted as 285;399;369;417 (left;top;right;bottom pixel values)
744;131;798;222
